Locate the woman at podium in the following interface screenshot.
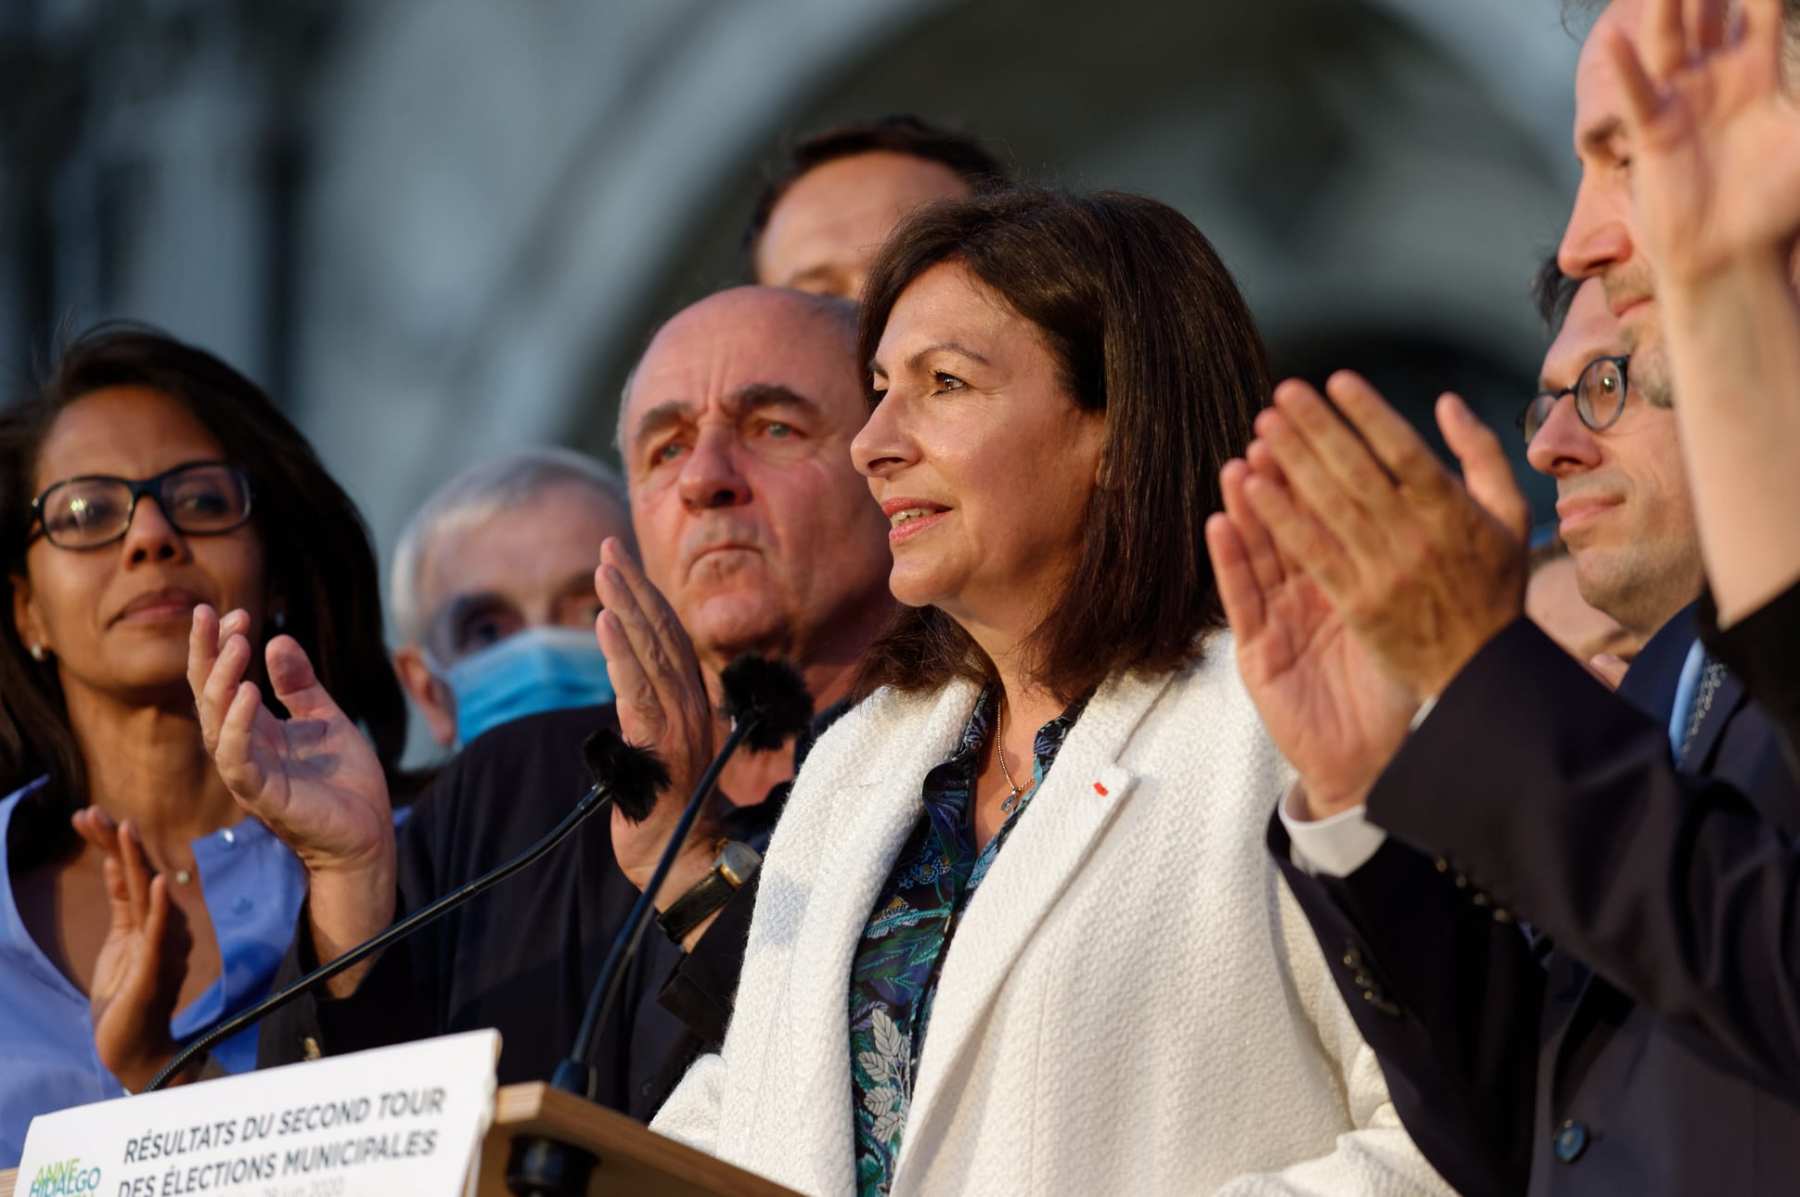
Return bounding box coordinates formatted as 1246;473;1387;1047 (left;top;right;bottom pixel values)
180;187;1452;1194
636;189;1451;1195
0;326;413;1168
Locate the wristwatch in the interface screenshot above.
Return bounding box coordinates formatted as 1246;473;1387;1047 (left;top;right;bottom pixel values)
658;839;762;943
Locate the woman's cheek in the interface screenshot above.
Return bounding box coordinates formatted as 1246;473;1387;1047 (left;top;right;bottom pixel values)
203;535;268;613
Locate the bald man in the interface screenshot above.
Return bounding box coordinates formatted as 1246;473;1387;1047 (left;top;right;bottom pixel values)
256;288;893;1118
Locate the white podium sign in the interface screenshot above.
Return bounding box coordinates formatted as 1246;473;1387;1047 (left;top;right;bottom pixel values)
15;1030;499;1197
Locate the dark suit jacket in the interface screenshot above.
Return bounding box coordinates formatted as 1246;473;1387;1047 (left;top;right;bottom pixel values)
1704;579;1800;778
257;704;770;1120
1272;607;1800;1196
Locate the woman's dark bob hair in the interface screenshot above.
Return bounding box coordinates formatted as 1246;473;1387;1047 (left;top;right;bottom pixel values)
0;324;411;860
855;187;1269;702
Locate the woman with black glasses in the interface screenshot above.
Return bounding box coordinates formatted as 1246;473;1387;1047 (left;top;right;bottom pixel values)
0;325;409;1165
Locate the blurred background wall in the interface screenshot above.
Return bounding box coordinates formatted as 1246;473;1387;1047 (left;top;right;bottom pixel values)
1;0;1582;573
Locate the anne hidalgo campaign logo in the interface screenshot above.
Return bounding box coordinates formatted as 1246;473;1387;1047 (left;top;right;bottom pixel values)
26;1158;102;1197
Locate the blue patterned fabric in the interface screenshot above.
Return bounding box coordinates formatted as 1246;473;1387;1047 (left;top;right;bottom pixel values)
848;688;1085;1195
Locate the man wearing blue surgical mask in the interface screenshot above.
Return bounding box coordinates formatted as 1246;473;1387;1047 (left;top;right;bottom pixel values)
389;447;633;748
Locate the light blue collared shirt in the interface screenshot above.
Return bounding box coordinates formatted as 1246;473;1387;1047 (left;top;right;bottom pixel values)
1670;640;1707;758
0;778;305;1167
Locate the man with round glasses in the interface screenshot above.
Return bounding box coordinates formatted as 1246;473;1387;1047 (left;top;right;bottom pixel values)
1522;273;1704;653
1226;273;1800;1194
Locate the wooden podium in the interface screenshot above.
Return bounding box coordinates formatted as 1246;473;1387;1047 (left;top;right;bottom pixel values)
0;1082;801;1197
474;1082;799;1195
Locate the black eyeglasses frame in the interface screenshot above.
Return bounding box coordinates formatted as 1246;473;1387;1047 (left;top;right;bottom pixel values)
27;460;255;550
1517;354;1632;444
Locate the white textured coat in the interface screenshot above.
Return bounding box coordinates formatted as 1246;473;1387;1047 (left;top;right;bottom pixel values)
655;634;1450;1196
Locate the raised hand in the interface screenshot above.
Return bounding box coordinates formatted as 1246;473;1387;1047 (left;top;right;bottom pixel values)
593;538;721;895
1609;0;1800;283
1241;373;1530;706
1207;459;1418;819
1606;0;1800;625
190;606;393;874
189;606;394;981
74;809;195;1092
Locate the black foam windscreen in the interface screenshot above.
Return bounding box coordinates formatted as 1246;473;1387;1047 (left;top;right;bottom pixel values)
719;655;814;751
584;727;671;823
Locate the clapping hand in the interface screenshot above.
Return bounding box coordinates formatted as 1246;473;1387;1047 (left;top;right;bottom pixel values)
1207;459;1420;819
189;606;393;876
1608;0;1800;284
1238;373;1531;708
189;606;394;982
592;538;721;895
73;809;193;1092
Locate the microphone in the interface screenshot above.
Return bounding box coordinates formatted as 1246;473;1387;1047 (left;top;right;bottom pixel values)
562;654;811;1092
145;728;661;1092
506;655;811;1196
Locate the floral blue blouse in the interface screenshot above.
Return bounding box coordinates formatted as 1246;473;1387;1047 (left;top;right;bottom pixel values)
847;688;1084;1196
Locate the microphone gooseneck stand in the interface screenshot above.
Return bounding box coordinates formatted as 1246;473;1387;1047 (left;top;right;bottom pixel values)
506;655;812;1197
145;730;647;1093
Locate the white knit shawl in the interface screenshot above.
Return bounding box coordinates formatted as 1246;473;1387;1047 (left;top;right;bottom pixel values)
654;631;1451;1197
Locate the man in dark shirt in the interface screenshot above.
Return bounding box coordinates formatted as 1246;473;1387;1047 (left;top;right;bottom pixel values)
224;287;893;1116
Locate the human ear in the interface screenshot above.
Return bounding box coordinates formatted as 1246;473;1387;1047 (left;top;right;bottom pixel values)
1087;416;1114;491
393;646;457;747
11;573;49;661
